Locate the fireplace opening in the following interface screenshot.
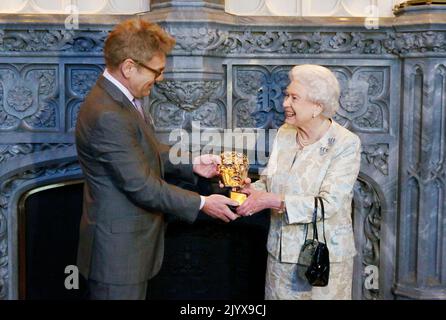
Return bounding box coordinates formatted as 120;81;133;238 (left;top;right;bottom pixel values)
147;215;269;300
18;177;270;300
18;180;88;300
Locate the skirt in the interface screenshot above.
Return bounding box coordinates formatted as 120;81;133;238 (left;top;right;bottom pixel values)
265;253;354;300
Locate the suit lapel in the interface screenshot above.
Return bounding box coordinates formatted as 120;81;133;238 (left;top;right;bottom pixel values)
97;75;164;177
98;76;156;129
97;75;135;111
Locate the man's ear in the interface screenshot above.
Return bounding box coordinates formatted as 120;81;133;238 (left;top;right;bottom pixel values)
120;59;134;79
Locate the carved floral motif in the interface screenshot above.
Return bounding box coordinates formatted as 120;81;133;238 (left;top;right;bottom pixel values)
0;143;74;164
0;29;108;53
354;178;382;300
167;27;446;56
6;86;33;112
155;81;220;112
361;144;389;176
333;69;388;132
71;69;101;97
0;27;444;56
0;66;58;130
152;80;224;129
66;67;103;129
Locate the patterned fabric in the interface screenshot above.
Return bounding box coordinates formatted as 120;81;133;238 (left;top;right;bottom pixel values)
265;253;354;300
252;120;361;299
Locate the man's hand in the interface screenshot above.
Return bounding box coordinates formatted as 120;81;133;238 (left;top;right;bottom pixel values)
236;189;281;217
219;177;252;189
201;194;240;223
193;154;221;178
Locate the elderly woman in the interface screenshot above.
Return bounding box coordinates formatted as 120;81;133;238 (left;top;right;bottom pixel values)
236;64;361;300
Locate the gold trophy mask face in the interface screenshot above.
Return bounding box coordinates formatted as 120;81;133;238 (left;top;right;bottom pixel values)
218;151;249;205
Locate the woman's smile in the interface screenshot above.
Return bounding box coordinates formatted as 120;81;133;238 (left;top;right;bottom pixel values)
284;107;296;118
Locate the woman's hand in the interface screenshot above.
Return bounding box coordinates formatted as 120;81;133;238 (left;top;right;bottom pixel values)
236;188;281;216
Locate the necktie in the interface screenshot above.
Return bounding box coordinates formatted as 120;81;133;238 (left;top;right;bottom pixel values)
132;98;144;119
132;98;154;127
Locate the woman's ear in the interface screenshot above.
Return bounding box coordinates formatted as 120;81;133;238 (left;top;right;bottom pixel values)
313;103;323;118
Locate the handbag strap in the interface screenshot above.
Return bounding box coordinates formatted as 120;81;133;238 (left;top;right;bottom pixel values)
304;197;318;243
311;197;319;241
317;196;327;244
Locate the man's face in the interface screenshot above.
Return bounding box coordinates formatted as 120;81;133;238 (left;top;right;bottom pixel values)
127;52;166;99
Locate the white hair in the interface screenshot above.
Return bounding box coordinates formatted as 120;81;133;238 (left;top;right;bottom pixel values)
288;64;340;118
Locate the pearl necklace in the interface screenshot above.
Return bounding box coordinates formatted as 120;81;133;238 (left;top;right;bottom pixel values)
296;119;330;149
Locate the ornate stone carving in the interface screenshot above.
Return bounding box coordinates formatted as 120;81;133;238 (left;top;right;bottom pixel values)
169;27;446;56
383;31;446;55
156;102;184;127
168;27;229;53
6;86;33;112
354;178;382;300
155;80;220;112
71;69;101;97
0;27;445;56
0;29;108;53
0;66;58;131
25;101;57;128
151;80;224;129
66;66;103;130
235;101;258;128
0;160;81;299
0;143;73;164
234;65;388;132
233;66;287;129
0;144;33;164
0;209;6;299
193;102;223;127
333;68;388;132
361;144;389;176
168;27;397;56
236;70;266;97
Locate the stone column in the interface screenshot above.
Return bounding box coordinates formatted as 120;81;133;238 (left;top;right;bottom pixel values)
392;2;446;299
142;0;232;156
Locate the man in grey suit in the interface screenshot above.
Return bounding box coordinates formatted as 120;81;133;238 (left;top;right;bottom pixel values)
75;18;239;300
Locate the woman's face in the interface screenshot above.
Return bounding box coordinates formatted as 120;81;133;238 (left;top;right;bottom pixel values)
282;80;318;127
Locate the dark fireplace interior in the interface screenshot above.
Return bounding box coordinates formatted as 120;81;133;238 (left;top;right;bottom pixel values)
19;177;269;300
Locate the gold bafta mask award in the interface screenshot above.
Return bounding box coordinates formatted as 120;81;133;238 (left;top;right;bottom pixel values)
218;151;250;206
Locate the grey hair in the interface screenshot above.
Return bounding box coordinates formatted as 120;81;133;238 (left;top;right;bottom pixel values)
288;64;340;118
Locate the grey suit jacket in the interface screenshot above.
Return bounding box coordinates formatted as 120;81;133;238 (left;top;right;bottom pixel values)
75;75;201;285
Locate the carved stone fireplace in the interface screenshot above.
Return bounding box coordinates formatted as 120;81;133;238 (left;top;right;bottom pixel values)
1;1;446;300
16;177;269;300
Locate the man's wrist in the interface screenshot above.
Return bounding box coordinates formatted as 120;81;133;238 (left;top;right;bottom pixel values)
277;194;285;214
199;195;206;210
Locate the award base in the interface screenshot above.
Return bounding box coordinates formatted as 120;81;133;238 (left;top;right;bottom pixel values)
230;190;247;205
226;189;247;213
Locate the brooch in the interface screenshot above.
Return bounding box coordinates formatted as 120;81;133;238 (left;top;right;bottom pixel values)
320;137;335;156
320;147;328;156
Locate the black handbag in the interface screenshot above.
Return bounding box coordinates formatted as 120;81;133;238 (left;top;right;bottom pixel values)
297;196;330;287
